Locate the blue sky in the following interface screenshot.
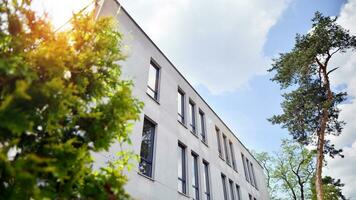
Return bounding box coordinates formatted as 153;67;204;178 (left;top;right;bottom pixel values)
33;0;356;198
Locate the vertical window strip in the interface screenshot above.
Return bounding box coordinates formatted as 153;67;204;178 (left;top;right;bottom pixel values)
199;110;206;142
221;174;228;200
138;118;156;177
189;100;196;133
241;153;250;182
216;128;223;158
229;141;236;170
202;161;211;200
147;61;159;100
177;89;185;124
229;179;235;200
235;184;241;200
178;143;187;194
191;153;200;200
223;135;230;165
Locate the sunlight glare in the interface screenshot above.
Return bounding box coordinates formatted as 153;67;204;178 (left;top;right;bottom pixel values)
32;0;93;29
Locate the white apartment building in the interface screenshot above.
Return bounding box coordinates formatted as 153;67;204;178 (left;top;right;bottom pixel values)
95;0;269;199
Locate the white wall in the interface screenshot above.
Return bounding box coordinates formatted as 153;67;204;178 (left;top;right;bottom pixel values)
95;0;269;199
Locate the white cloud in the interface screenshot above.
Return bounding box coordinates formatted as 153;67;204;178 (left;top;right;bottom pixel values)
325;142;356;199
119;0;290;94
326;0;356;198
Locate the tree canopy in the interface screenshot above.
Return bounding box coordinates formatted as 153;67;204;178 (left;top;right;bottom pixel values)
268;12;356;199
0;0;142;199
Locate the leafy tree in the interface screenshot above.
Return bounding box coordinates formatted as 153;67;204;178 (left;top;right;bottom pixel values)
253;151;277;199
311;176;347;200
268;12;356;200
254;140;315;200
0;0;142;199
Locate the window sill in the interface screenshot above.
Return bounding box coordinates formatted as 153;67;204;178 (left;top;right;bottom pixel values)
178;120;188;129
219;155;225;161
201;140;209;148
178;191;190;199
137;172;155;182
191;131;199;139
146;93;160;105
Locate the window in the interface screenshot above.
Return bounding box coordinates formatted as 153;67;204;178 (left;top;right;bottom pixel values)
250;162;258;189
199;110;206;142
191;153;200;200
229;141;237;170
221;174;228;200
147;61;159;100
223;135;230;165
235;184;241;200
241;153;250;182
202;161;211;200
246;159;255;187
138;118;156;177
178;143;187;194
189;100;196;133
216;127;223;158
178;89;185;124
229;179;235;200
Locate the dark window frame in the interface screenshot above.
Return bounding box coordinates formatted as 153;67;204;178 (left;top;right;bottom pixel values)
178;142;187;194
235;184;241;200
138;117;156;178
146;60;160;100
191;152;200;200
202;160;211;200
221;173;228;200
178;88;185;124
216;127;223;158
189;100;197;134
229;141;237;170
241;153;250;183
223;134;230;165
229;179;235;200
199;109;207;143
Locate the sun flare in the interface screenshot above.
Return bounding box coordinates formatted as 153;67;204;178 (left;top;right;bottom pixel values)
32;0;93;29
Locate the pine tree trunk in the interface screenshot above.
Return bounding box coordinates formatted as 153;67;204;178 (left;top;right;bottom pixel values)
315;62;333;200
316;126;325;200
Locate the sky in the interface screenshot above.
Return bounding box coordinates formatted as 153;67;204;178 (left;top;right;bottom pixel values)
33;0;355;198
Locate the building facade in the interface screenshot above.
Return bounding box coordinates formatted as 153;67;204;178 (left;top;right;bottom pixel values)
95;0;269;199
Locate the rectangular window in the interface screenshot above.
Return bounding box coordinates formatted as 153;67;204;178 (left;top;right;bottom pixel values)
216;127;223;158
223;135;230;165
229;141;237;170
199;110;206;143
147;61;159;100
246;159;255;187
241;154;250;182
202;161;211;200
178;89;185;124
229;179;235;200
191;153;200;200
189;100;196;133
250;162;258;189
221;174;228;200
138;118;156;177
235;184;241;200
178;143;187;194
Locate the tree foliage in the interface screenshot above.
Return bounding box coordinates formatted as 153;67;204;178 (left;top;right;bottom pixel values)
311;176;347;200
0;0;142;199
268;12;356;199
254;140;315;200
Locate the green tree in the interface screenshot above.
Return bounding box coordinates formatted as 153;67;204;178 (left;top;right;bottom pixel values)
254;140;315;200
268;12;356;200
311;176;347;200
0;0;142;199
